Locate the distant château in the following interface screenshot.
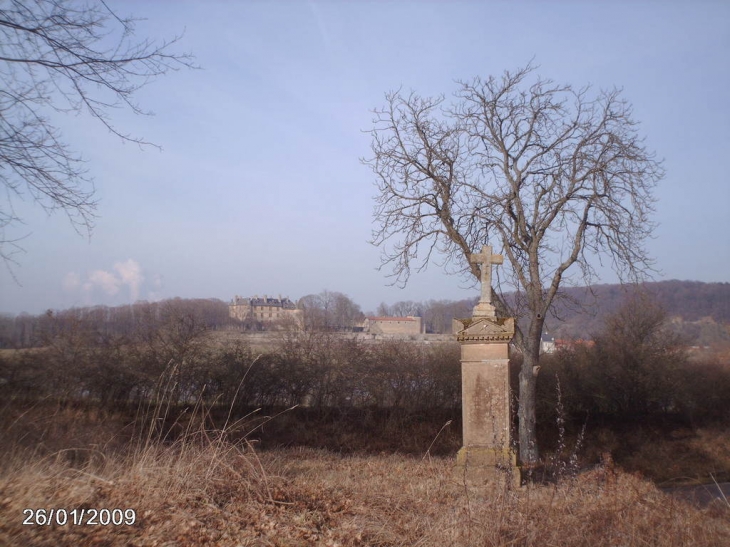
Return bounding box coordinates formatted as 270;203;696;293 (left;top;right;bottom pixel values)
229;295;303;326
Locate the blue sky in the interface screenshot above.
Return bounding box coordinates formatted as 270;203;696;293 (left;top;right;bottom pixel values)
1;0;729;315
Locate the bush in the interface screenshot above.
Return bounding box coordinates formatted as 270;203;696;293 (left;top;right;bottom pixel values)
538;294;730;427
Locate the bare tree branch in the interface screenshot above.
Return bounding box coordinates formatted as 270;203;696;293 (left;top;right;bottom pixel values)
0;0;197;261
363;64;664;464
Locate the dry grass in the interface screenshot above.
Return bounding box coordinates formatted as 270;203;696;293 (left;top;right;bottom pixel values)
1;437;729;546
606;426;730;485
1;401;728;546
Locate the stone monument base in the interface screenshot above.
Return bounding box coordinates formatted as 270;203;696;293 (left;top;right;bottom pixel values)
454;447;521;487
454;310;520;489
455;446;516;467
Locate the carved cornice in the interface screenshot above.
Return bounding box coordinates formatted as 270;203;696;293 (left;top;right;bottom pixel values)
455;317;515;342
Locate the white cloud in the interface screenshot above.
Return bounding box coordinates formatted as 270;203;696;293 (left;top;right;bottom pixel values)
88;269;121;296
114;259;144;302
64;259;146;303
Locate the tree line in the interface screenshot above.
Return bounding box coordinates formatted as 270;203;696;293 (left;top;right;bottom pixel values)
2;294;728;437
0;294;483;349
0;298;233;349
0;297;461;412
3;279;728;351
293;290;478;334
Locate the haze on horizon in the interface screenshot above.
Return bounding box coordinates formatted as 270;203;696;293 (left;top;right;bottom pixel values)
1;1;728;316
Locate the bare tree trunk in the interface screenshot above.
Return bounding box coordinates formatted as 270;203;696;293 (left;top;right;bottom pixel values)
518;347;540;464
517;313;543;465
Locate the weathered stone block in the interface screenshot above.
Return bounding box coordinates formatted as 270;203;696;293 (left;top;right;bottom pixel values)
455;315;520;486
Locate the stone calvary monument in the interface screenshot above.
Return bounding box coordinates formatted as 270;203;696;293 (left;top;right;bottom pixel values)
454;245;520;485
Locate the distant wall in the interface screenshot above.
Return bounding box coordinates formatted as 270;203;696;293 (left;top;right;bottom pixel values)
364;316;423;335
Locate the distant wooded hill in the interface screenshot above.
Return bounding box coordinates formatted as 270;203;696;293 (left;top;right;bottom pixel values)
542;280;730;345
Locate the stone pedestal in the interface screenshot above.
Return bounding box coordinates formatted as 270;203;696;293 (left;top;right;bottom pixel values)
454;316;520;487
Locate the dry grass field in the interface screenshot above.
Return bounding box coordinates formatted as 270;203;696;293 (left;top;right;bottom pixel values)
1;404;729;546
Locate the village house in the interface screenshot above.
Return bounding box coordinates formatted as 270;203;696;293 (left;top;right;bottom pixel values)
540;331;556;354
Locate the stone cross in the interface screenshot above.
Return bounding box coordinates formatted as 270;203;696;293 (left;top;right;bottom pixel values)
455;244;518;485
470;245;503;306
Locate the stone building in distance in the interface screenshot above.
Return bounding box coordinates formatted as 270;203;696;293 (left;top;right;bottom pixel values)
362;316;423;335
229;296;427;336
229;295;303;327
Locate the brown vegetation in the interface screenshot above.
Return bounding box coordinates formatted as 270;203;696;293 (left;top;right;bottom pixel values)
1;404;728;547
2;293;730;481
2;293;730;544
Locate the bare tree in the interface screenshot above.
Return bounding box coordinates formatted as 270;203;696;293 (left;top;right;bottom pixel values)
299;290;364;331
363;64;664;464
390;300;423;317
0;0;195;262
422;298;475;334
373;300;423;317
